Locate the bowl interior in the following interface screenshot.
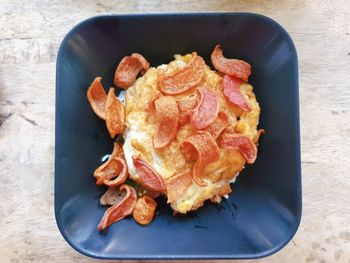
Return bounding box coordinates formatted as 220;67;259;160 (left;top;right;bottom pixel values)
55;13;301;259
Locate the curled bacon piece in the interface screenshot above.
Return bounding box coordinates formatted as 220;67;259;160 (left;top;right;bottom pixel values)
158;52;205;95
211;45;251;82
94;142;127;187
191;86;220;129
220;133;257;164
153;96;179;149
203;111;229;139
114;53;150;89
166;169;192;203
97;184;137;231
182;131;220;186
222;75;250;112
106;88;125;138
87;77;107;119
133;195;157;225
132;156;165;192
94;156;128;187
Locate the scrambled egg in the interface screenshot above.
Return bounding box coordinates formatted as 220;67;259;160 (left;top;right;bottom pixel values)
123;53;260;214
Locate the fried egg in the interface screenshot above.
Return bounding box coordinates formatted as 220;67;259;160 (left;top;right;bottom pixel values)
123;53;260;214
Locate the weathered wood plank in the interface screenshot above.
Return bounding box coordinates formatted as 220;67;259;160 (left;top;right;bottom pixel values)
0;0;350;262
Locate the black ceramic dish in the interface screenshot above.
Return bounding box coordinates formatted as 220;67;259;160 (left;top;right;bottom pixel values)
55;13;301;260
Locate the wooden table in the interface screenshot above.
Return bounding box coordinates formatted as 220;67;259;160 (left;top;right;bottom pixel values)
1;1;349;262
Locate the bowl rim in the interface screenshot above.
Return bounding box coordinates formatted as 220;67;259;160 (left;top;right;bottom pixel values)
55;12;302;260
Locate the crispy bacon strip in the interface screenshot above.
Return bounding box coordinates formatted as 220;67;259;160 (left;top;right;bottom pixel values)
133;195;157;225
97;184;137;231
166;169;192;203
222;75;250;111
114;53;150;89
132;156;165;192
87;77;107;120
191;86;220;129
158;52;205;95
94;142;127;186
211;45;251;82
182;131;220;186
94;156;128;187
132;53;150;71
203;111;229;139
153;96;179;149
106;88;125;138
220;133;257;164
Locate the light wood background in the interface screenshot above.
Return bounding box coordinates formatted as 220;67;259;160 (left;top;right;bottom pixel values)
0;0;349;262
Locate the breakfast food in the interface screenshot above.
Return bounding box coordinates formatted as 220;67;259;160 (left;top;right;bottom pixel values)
87;46;263;230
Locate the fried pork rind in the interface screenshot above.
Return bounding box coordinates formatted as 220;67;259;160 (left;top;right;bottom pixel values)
166;169;192;203
153;96;179;149
191;86;219;129
182;131;220;187
132;155;165;192
100;187;126;206
220;132;257;164
157;52;205;95
94;142;128;187
211;45;251;82
203;111;228;139
87;77;107;119
97;184;137;231
94;157;128;187
132;195;157;225
106;88;125;138
223;75;251;112
114;53;150;89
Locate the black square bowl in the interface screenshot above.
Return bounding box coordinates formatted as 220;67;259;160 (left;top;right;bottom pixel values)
55;13;301;260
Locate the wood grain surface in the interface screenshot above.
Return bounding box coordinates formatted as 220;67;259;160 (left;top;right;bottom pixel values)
0;0;349;262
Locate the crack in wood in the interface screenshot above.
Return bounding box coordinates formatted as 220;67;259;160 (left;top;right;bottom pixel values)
302;161;317;164
19;114;38;126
